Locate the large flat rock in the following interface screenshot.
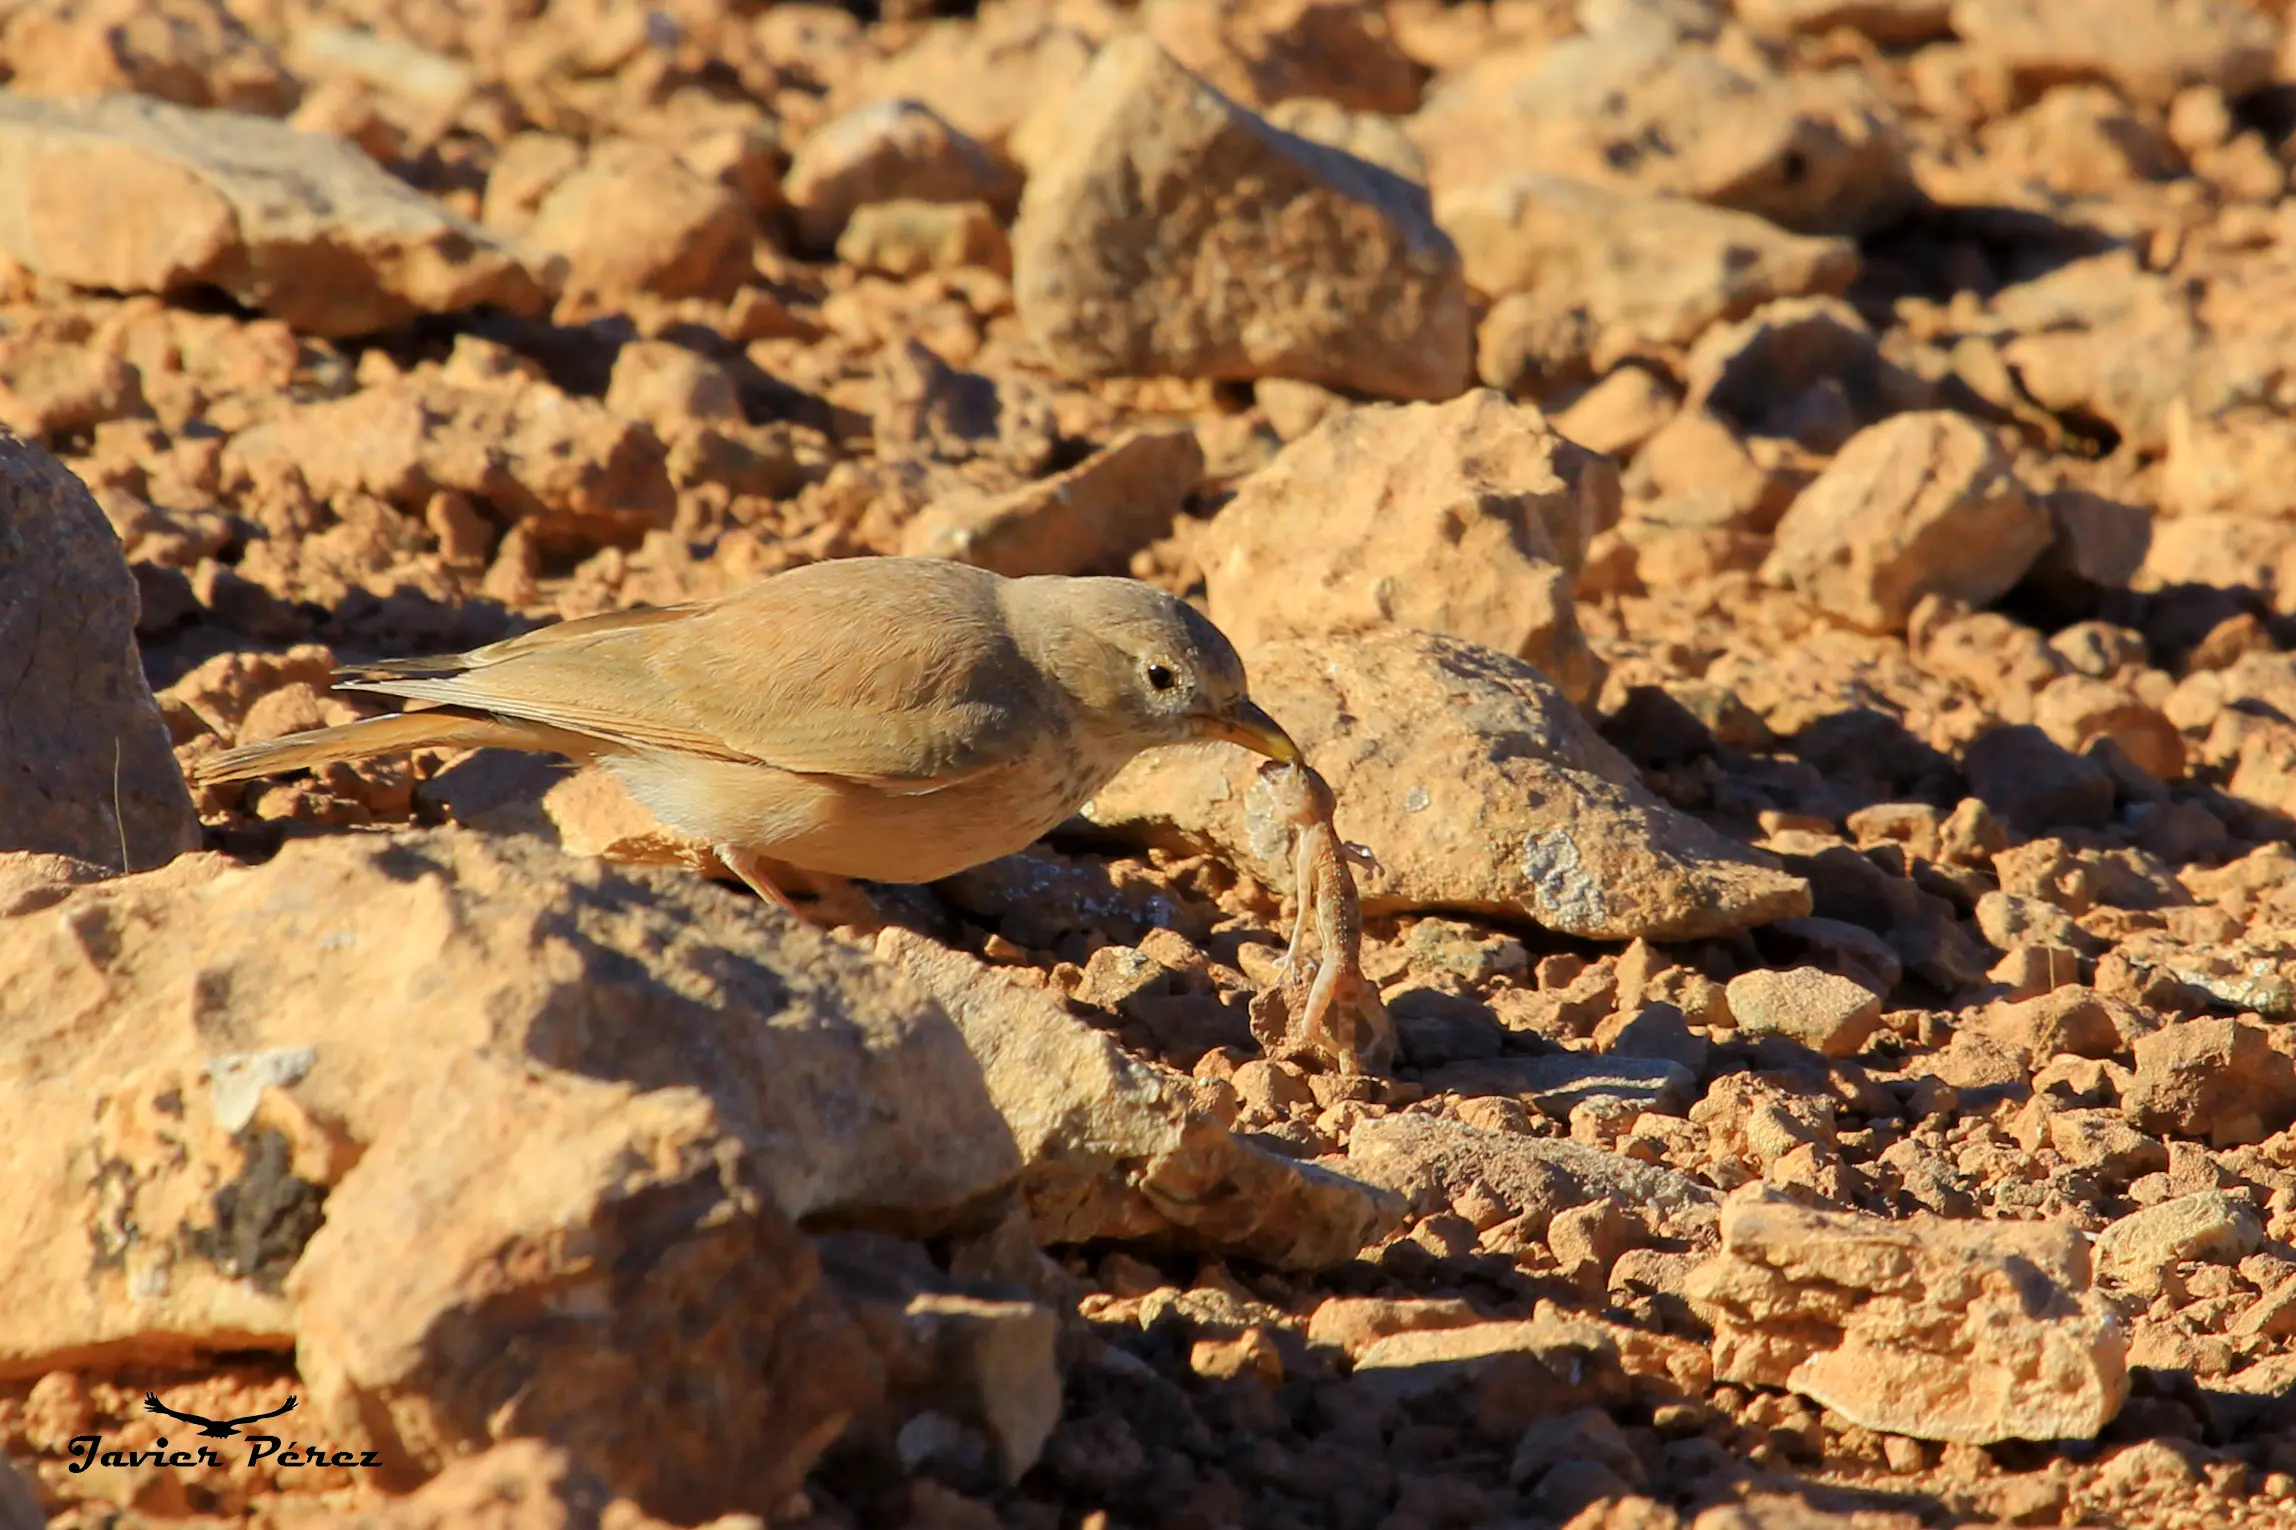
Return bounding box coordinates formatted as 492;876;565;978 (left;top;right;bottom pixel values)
0;92;555;335
0;830;1022;1515
1083;630;1811;941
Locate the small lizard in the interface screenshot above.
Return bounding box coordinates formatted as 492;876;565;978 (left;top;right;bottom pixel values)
1250;761;1394;1075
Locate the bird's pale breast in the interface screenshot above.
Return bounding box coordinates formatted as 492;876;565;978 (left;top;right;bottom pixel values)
606;718;1143;884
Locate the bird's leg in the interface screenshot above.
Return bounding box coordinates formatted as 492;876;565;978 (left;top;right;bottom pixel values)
715;843;803;915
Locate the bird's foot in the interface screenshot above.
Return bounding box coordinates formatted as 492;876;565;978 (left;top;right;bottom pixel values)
713;847;886;933
715;844;805;915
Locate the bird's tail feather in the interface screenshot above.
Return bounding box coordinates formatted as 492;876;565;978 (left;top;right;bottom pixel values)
334;653;482;685
194;710;567;784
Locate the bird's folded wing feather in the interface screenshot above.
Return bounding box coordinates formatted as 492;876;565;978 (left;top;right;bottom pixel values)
336;570;1045;786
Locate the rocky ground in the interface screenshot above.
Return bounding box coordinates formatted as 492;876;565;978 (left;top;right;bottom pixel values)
4;0;2296;1526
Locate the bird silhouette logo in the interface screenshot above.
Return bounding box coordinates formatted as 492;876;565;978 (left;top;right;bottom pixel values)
141;1392;298;1439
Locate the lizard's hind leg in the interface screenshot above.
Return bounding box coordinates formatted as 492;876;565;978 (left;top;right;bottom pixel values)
1280;832;1319;980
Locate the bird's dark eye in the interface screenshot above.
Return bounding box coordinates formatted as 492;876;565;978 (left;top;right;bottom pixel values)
1146;663;1177;692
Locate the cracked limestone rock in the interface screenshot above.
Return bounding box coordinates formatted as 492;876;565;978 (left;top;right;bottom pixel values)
879;927;1402;1270
0;433;199;871
0;831;1023;1518
1348;1112;1717;1242
1012;34;1470;401
1687;1186;2129;1444
1198;389;1619;705
0;92;555;336
1410;30;1915;237
1761;410;2052;635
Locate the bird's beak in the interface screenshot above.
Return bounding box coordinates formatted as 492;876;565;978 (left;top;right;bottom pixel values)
1193;699;1302;764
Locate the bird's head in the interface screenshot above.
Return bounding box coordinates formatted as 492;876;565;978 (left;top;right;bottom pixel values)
1013;576;1300;763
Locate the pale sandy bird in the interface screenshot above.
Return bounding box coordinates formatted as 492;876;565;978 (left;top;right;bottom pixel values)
196;557;1300;908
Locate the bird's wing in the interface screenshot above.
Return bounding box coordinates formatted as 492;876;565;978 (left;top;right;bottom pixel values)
223;1397;298;1427
339;562;1049;785
337;604;744;762
143;1396;204;1425
656;564;1052;783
